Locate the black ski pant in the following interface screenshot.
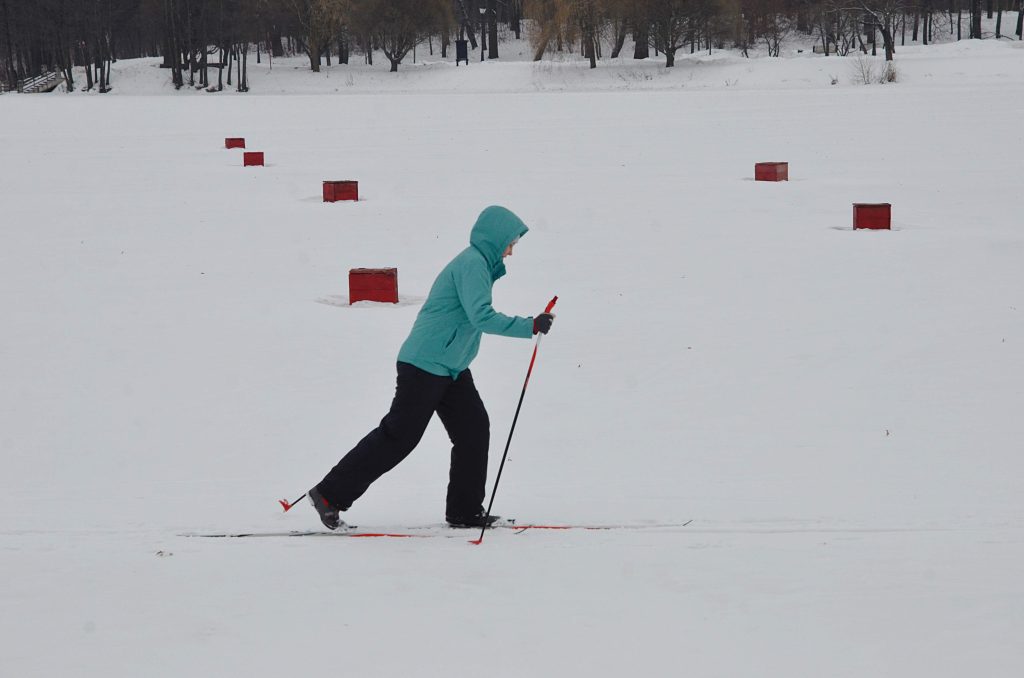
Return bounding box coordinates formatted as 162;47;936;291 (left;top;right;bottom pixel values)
317;361;489;518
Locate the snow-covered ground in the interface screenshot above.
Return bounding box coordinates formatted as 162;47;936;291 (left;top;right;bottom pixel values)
55;30;1024;95
2;36;1023;677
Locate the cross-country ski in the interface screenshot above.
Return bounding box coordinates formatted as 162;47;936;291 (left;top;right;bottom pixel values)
183;520;694;539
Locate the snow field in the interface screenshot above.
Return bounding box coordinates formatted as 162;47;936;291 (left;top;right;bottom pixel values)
2;41;1023;676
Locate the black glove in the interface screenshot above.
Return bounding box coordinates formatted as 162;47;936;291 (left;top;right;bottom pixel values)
533;313;554;335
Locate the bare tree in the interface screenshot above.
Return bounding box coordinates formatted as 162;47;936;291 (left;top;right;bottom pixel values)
850;0;902;61
349;0;450;72
525;0;570;60
575;0;601;68
649;0;692;66
287;0;345;71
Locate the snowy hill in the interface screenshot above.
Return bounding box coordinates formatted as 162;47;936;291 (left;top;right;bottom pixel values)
2;36;1023;677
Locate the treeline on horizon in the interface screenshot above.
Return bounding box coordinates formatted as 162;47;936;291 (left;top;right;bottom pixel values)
1;0;1021;92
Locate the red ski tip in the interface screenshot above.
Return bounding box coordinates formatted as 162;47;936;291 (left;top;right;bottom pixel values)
468;538;483;545
279;499;294;512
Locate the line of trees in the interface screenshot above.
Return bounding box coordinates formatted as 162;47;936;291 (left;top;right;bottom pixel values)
527;0;1023;67
2;0;1021;91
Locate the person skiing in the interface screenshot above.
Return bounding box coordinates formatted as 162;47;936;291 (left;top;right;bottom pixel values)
309;206;556;530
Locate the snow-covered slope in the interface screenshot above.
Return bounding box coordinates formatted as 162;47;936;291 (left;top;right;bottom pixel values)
1;38;1022;677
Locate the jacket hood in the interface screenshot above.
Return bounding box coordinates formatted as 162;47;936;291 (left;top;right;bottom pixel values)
469;206;529;273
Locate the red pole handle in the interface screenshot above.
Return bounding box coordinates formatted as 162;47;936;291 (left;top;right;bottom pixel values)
544;296;558;314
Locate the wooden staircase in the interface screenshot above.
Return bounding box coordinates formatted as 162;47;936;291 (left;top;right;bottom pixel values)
15;71;65;93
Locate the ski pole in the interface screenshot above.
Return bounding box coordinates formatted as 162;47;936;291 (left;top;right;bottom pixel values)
470;295;558;545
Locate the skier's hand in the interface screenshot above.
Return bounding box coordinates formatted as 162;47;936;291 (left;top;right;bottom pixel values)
533;313;555;335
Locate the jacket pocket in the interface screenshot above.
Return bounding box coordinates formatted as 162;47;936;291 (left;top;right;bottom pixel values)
442;328;458;350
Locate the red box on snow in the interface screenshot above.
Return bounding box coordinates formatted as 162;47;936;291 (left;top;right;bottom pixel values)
349;268;398;304
755;162;789;181
853;203;891;230
243;152;264;167
225;137;246;149
323;180;359;202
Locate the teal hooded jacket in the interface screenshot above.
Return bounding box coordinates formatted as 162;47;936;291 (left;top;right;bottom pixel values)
397;206;535;379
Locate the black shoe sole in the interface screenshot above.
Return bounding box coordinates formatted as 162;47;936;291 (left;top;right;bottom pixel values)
446;517;500;529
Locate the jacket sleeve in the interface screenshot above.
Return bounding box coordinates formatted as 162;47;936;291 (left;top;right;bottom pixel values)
454;263;534;338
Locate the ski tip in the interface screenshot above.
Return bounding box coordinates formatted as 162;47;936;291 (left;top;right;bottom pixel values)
279;499;294;512
468;538;483;545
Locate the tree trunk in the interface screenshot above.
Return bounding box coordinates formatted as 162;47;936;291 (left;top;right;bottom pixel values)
237;44;245;91
971;0;982;37
162;37;174;68
882;20;895;60
480;9;487;54
165;0;184;87
309;35;321;71
82;44;94;90
487;0;498;59
532;32;550;60
1;0;16;88
665;48;676;67
995;7;1002;36
634;28;649;59
271;26;284;57
511;0;522;38
55;25;74;92
610;20;627;58
1017;0;1024;37
185;0;194;87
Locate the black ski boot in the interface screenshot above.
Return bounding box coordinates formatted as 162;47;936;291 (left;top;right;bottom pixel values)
446;511;501;529
308;486;344;530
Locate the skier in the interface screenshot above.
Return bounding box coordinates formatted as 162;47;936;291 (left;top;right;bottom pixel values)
309;206;556;530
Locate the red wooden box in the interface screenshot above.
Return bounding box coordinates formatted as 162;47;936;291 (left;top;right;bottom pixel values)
324;180;359;202
755;162;789;182
225;137;246;149
349;268;398;304
853;203;891;230
243;152;264;167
